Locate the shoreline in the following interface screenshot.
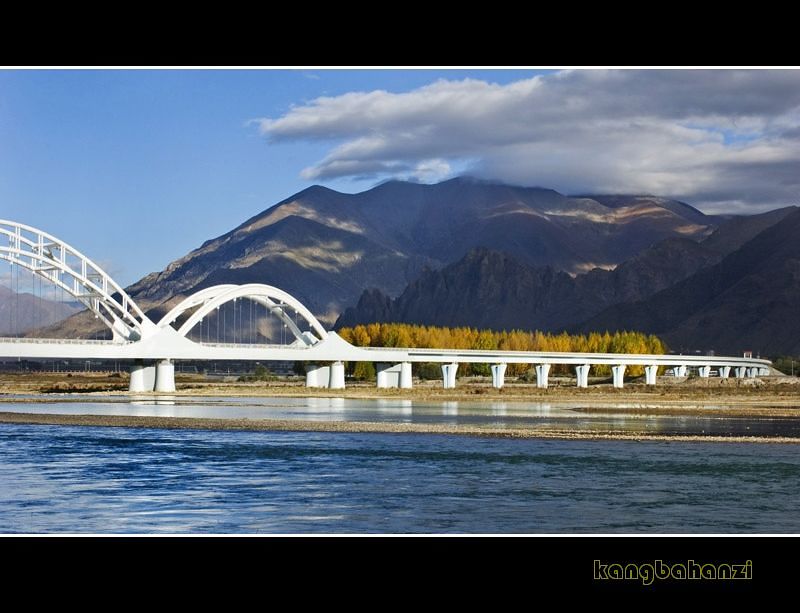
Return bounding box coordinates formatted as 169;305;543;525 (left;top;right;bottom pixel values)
2;411;799;444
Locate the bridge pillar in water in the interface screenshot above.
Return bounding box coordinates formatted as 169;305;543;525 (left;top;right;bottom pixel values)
441;363;458;389
535;364;551;389
719;366;731;379
491;363;507;388
734;366;747;379
644;365;658;386
305;363;330;388
575;364;590;388
329;361;346;389
698;366;711;378
129;360;156;392
377;362;413;389
611;364;626;388
154;359;175;393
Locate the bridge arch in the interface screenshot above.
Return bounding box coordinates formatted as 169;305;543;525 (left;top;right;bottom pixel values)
0;219;156;341
173;283;328;345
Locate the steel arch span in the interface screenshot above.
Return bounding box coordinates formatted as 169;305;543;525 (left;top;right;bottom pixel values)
0;219;157;341
167;283;328;346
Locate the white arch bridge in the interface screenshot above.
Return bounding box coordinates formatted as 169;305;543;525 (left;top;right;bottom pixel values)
0;219;772;392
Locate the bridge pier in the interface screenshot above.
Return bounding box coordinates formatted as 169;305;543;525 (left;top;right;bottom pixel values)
674;365;688;378
759;367;770;377
491;363;507;388
575;364;590;388
305;363;328;388
698;366;711;378
734;366;747;379
129;360;156;392
376;362;413;389
154;359;175;393
644;365;658;386
611;364;626;388
719;366;731;379
535;364;551;389
329;361;346;389
441;363;458;389
747;367;759;379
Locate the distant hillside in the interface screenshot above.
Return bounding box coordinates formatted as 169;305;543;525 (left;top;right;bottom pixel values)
0;286;81;336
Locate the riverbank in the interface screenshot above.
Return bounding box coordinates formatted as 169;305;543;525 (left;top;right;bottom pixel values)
2;410;799;444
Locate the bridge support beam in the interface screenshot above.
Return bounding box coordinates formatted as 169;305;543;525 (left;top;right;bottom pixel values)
698;366;711;378
491;363;507;388
154;359;175;393
719;366;731;379
575;364;590;388
611;364;626;389
735;366;747;379
441;363;458;389
644;365;658;386
535;364;551;389
377;362;413;389
329;361;345;389
129;360;156;392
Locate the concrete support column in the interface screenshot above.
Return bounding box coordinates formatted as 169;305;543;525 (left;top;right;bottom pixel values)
698;366;711;378
154;359;175;393
129;360;156;392
329;361;345;389
719;366;731;379
376;362;413;389
759;367;769;377
376;363;391;389
400;362;412;389
734;366;747;379
441;363;458;389
746;367;758;379
644;365;658;386
306;363;331;388
535;364;551;389
674;365;687;378
611;364;626;389
491;363;507;389
575;364;590;388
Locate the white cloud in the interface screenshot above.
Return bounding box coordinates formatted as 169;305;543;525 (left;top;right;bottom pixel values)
254;70;800;212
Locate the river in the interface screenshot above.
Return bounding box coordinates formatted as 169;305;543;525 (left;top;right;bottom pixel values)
1;396;799;533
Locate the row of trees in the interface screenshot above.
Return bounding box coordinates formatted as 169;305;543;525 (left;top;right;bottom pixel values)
337;323;667;378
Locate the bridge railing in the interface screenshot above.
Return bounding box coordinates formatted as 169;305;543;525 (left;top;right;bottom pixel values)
0;337;124;345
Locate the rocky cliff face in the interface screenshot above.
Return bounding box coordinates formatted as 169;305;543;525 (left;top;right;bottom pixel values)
582;207;800;355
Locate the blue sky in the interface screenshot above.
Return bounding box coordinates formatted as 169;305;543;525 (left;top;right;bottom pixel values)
1;68;798;286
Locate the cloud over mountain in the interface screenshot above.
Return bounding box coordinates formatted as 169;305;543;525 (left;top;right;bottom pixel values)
255;70;800;213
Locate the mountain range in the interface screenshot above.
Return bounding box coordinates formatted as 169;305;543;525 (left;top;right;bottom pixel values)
30;177;800;355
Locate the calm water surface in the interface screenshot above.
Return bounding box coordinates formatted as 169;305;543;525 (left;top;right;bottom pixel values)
2;397;800;533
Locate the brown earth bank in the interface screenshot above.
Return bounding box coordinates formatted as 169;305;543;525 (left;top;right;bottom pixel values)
0;372;799;418
1;411;799;444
